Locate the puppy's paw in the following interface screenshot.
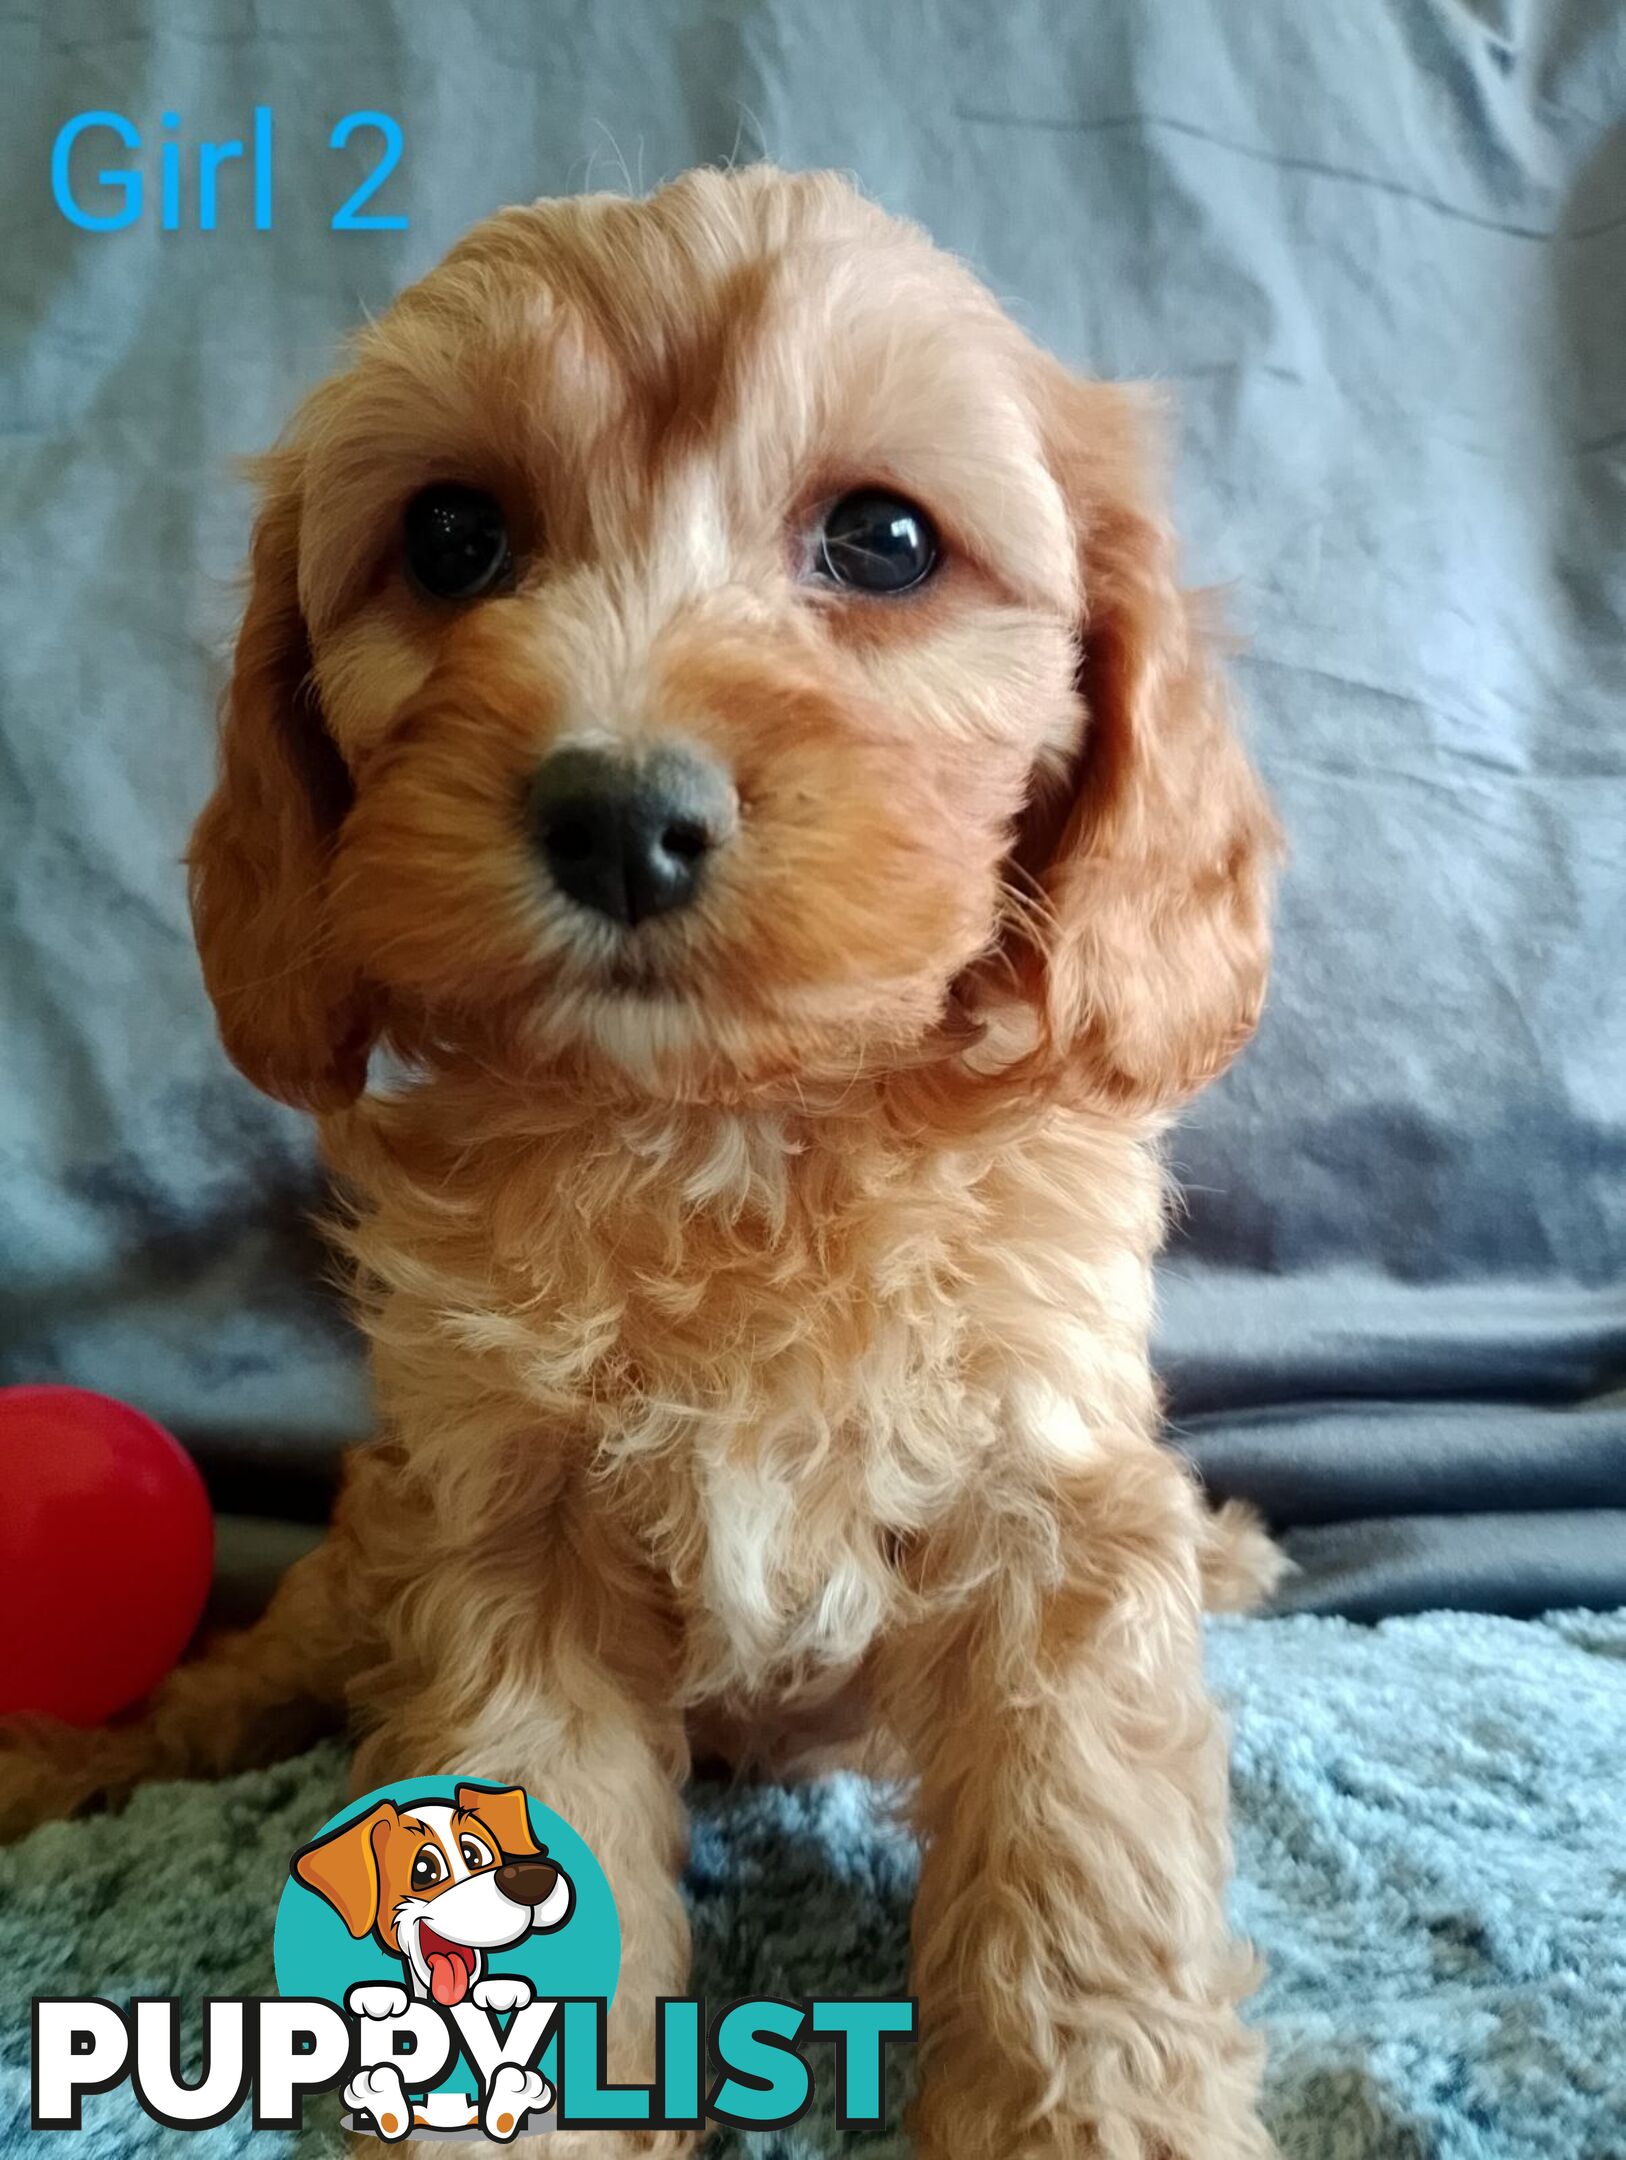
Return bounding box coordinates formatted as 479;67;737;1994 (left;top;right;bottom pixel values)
1198;1499;1291;1614
0;1735;69;1842
482;2063;551;2140
345;2063;413;2141
346;1982;411;2021
471;1974;534;2014
0;1719;132;1841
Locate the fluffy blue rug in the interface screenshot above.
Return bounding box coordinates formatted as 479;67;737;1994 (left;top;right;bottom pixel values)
2;1609;1621;2156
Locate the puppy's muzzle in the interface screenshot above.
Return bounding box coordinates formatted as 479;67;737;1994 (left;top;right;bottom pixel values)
494;1858;561;1907
528;744;736;926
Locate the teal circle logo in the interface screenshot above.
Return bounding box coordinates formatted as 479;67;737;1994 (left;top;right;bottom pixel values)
273;1777;619;2137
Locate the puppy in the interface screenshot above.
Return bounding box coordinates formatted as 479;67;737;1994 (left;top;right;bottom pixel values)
295;1783;569;2141
3;167;1280;2158
297;1788;570;2142
292;1782;574;2006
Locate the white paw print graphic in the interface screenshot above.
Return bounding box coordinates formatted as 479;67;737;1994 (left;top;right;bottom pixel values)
344;2062;413;2141
471;1975;534;2014
346;1983;410;2022
483;2062;552;2140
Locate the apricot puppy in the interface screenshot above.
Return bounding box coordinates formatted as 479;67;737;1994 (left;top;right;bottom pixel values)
6;167;1280;2158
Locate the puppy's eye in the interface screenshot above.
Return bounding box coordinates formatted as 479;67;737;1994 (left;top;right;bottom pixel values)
403;483;513;600
459;1835;493;1869
410;1847;445;1890
816;488;939;594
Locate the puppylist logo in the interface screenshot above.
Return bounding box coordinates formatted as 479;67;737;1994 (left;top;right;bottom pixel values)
280;1780;594;2138
32;1777;915;2139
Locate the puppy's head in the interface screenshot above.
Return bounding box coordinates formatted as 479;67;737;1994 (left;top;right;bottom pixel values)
190;166;1274;1116
291;1785;570;2004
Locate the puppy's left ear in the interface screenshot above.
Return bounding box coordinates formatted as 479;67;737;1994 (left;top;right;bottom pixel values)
456;1783;540;1859
187;458;377;1112
1007;368;1279;1112
291;1799;395;1938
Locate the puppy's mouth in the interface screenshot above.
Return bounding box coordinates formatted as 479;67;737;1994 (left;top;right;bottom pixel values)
418;1923;479;2006
601;951;678;997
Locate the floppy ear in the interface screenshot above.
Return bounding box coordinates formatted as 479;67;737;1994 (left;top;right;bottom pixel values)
456;1783;540;1859
290;1799;395;1938
186;465;376;1111
1007;370;1278;1112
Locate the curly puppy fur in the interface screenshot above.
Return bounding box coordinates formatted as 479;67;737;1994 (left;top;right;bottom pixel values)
3;168;1283;2158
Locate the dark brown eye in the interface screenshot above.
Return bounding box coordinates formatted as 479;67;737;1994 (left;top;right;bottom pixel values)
410;1847;445;1890
403;483;513;600
816;488;939;594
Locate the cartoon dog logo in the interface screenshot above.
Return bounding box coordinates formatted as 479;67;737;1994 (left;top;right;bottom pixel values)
291;1782;574;2139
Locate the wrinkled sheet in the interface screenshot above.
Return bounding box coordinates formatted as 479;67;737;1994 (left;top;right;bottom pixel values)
2;0;1623;1613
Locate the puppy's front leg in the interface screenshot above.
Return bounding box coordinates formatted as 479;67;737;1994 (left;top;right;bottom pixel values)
350;1502;693;2160
881;1444;1271;2160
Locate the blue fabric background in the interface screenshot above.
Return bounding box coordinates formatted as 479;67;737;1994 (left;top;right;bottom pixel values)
2;0;1623;1611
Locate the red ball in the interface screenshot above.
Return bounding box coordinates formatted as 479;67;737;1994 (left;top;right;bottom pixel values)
0;1386;214;1726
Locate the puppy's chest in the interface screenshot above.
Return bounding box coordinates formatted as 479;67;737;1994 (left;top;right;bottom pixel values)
597;1247;981;1697
365;1104;1124;1694
652;1320;986;1700
567;1156;990;1697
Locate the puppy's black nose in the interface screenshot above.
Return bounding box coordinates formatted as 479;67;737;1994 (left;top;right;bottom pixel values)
528;745;734;926
495;1859;560;1907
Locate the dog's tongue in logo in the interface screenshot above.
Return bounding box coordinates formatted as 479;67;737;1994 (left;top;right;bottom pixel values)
421;1926;478;2007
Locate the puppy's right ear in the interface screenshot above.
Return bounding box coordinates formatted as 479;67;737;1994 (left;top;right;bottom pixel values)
291;1799;395;1938
187;464;376;1111
455;1783;541;1859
